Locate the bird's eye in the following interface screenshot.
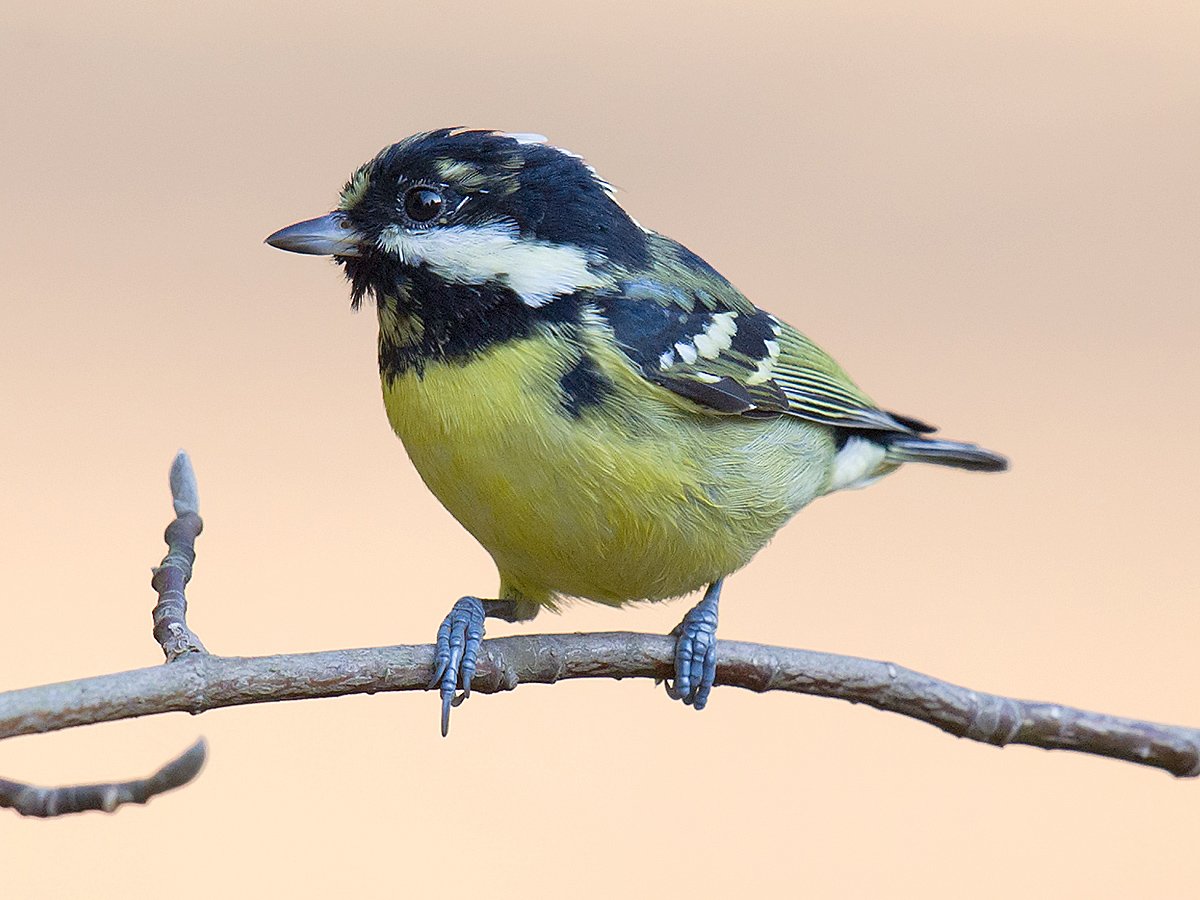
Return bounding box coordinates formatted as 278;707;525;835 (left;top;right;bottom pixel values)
404;186;444;223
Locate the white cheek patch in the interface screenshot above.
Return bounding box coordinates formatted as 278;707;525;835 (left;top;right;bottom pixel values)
377;221;607;307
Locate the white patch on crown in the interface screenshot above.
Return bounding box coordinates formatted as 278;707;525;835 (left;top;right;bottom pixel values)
377;221;607;308
504;133;548;145
828;435;888;492
497;132;616;196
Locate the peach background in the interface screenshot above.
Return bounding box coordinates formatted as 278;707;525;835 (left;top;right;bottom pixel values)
2;1;1198;895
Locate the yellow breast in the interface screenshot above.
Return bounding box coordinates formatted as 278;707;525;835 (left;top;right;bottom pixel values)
381;327;835;614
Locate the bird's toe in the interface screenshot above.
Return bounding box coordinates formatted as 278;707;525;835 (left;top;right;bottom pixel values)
666;581;721;710
430;596;487;736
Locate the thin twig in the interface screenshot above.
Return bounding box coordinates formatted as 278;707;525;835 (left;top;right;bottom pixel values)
0;636;1196;777
0;738;207;817
150;451;206;660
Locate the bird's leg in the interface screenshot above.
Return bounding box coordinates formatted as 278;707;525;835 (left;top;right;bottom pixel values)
429;597;519;736
666;579;722;709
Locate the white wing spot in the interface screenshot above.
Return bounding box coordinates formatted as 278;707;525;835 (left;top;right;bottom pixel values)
694;312;738;359
693;332;719;359
709;311;738;336
674;341;699;364
659;348;676;370
745;356;776;385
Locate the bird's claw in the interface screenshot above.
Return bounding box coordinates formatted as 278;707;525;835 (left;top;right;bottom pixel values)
666;581;721;710
430;596;487;736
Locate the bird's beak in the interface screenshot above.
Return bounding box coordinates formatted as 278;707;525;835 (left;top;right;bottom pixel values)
265;212;363;256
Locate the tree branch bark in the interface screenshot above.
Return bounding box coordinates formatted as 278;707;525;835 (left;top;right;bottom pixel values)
1;633;1197;777
1;451;1197;822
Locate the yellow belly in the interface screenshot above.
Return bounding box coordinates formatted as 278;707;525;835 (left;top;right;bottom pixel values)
381;332;834;615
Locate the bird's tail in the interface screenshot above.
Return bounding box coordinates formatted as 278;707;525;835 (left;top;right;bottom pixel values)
882;435;1009;472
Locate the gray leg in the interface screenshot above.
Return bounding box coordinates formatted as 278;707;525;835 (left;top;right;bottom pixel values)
666;580;721;710
430;597;518;736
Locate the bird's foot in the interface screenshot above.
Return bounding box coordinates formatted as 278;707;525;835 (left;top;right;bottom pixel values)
429;597;517;736
666;580;722;710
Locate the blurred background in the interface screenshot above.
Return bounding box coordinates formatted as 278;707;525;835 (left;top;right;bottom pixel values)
1;1;1197;895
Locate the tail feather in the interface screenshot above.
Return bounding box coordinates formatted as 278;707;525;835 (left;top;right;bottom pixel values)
883;436;1009;472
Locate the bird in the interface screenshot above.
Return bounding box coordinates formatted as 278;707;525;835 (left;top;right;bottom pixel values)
266;128;1007;735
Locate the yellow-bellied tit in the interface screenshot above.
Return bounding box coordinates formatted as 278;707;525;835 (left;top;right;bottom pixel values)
267;129;1007;735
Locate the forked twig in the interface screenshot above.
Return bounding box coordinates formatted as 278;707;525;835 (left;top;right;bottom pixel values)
0;453;210;817
1;452;1197;820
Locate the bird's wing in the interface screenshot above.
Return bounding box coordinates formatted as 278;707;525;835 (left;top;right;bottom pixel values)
599;235;932;433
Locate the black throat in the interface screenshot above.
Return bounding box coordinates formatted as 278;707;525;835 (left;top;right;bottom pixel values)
343;252;584;381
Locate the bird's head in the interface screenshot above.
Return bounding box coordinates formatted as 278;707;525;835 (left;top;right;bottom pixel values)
267;129;648;310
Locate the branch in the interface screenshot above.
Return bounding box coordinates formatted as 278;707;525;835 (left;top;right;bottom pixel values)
1;450;1198;823
1;634;1197;777
0;738;206;817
